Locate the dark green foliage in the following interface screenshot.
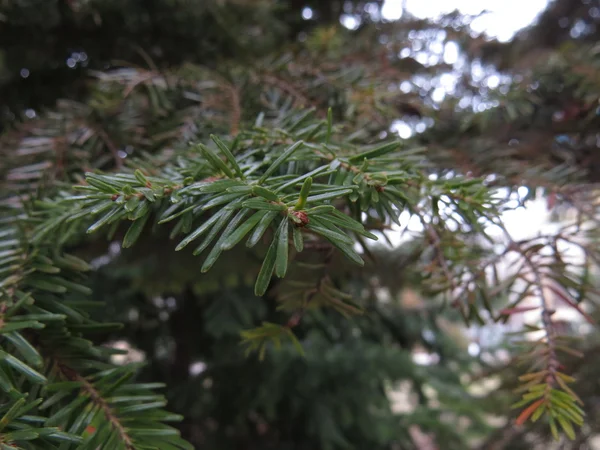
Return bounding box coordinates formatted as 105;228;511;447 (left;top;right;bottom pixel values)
83;233;488;449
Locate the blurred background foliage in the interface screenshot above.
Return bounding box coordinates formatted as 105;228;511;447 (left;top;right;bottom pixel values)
1;0;600;449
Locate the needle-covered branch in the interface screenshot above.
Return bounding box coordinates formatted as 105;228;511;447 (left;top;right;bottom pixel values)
3;109;597;441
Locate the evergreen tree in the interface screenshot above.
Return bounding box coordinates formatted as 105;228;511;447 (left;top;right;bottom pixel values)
1;1;599;449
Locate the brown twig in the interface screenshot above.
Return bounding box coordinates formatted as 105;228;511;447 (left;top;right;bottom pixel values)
260;74;313;109
222;81;241;136
58;362;135;449
96;128;123;169
506;234;560;397
123;71;160;97
284;240;335;329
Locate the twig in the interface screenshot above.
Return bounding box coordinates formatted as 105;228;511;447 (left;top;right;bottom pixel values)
222;81;241;136
260;74;313;109
58;362;134;449
504;231;560;395
284;240;335;329
96;128;123;169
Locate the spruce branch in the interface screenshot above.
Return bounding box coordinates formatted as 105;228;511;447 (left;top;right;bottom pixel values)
56;362;135;450
0;213;193;449
0;33;598;442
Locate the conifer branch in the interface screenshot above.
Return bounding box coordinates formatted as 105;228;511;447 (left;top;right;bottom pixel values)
57;362;135;449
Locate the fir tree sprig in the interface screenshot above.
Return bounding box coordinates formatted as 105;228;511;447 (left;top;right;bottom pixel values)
3;109;596;441
0;212;193;449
